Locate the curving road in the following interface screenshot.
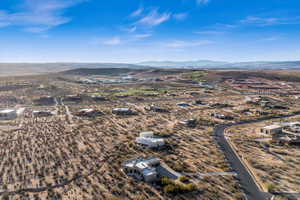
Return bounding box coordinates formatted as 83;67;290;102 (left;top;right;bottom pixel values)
214;111;300;200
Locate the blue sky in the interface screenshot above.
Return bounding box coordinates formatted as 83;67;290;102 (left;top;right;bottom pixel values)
0;0;300;62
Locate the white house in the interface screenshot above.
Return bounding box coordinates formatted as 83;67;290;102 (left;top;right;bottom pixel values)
260;124;282;135
136;131;165;148
122;157;160;182
260;122;300;144
0;109;17;120
112;108;134;115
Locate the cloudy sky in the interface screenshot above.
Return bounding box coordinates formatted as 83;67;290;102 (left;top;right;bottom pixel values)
0;0;300;62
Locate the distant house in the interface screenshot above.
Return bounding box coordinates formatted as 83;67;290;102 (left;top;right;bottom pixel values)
144;105;169;113
122;157;160;182
121;76;138;82
143;93;159;97
91;95;107;101
64;95;82;102
177;102;190;107
33;96;55;106
190;92;199;96
198;81;214;88
261;122;300;144
195;100;206;105
33;110;54;117
281;122;300;144
268;104;289;110
77;109;102;117
0;109;17;120
167;93;177;97
260;124;282;135
254;110;270;116
112;108;134;115
209;103;232;108
212;113;234;120
179;119;197;128
136;131;165;148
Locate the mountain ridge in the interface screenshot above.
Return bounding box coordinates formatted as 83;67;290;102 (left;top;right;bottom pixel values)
0;61;299;76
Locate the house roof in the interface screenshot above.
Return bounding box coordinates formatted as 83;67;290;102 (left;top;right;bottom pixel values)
79;109;95;113
262;124;282;130
0;109;16;114
113;108;130;112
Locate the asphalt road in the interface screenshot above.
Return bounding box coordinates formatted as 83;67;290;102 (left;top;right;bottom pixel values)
214;111;300;200
215;125;271;200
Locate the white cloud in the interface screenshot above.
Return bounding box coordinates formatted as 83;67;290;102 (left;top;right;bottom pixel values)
121;26;137;33
196;0;210;5
134;33;152;38
173;13;188;21
23;26;52;33
103;37;122;45
0;0;86;32
195;30;225;35
137;9;171;27
240;16;279;26
261;36;280;41
240;16;300;26
164;40;213;48
130;7;143;18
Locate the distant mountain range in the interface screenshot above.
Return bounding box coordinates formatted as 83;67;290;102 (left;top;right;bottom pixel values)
138;60;300;69
0;63;143;76
138;60;228;68
0;60;299;76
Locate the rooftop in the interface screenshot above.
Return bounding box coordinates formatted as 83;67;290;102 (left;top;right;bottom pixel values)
122;158;160;177
0;109;16;114
113;108;131;112
262;124;283;130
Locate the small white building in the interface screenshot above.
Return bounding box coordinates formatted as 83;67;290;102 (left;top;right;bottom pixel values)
112;108;134;115
140;131;154;138
122;157;160;182
77;109;102;117
136;131;165;148
260;124;283;135
0;109;17;120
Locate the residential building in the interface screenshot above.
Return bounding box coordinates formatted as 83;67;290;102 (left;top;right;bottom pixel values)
77;109;102;117
260;124;283;135
179;119;197;128
0;109;17;120
122;157;160;182
177;102;190;107
136;131;165;148
144;105;168;113
112;108;134;115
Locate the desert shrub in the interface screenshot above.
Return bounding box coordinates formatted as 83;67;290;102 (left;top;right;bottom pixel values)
161;177;171;185
162;179;197;194
163;184;177;193
179;176;189;183
184;183;197;191
266;182;277;193
235;192;245;200
106;196;122;200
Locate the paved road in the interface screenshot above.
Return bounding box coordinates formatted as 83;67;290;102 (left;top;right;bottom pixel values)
214;111;300;200
215;125;271;200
